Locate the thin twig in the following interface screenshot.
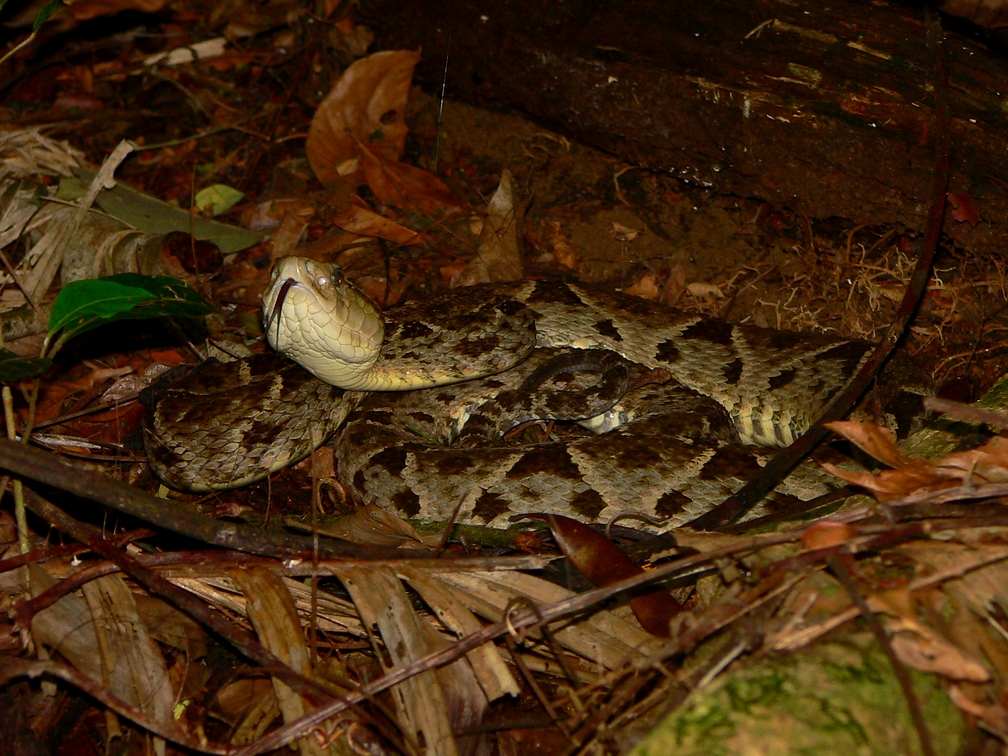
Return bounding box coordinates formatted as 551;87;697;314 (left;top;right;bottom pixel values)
0;436;407;560
826;554;936;756
19;488;342;708
1;658;227;754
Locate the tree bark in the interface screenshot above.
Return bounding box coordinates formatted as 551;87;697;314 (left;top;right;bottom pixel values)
362;0;1008;252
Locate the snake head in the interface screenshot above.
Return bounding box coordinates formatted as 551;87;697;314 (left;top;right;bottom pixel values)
261;256;385;388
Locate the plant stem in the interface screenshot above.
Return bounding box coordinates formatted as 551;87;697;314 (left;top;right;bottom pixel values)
2;386;29;557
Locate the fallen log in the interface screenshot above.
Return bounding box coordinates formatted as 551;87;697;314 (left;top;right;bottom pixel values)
362;0;1008;252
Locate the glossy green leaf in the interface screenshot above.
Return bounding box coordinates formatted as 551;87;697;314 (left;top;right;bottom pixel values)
48;274;212;344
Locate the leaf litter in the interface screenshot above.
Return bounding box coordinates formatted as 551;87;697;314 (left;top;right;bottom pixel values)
0;5;1006;756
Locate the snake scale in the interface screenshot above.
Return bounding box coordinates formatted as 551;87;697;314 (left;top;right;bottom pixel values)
144;256;887;528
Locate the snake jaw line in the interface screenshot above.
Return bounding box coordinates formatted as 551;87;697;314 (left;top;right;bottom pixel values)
262;256;386;389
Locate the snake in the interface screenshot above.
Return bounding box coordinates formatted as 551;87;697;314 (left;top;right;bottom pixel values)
144;255;894;527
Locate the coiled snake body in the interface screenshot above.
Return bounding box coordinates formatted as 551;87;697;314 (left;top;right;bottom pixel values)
144;257;878;526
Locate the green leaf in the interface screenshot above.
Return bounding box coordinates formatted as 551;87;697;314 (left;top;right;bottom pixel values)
194;184;244;216
0;348;52;383
48;274;213;344
32;0;64;31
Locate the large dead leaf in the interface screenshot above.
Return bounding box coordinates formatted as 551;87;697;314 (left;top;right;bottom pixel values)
940;0;1008;28
432;570;663;670
526;514;680;638
398;567;520;702
332;196;424;246
306;49;421;189
454;169;523;286
357;140;465;216
825;420;910;469
29;566;174;756
824;420;1008;500
339;565;460;756
68;0;170;21
231;568;324;756
887;616;990;682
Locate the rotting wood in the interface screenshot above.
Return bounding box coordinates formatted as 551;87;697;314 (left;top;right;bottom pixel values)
362;0;1008;252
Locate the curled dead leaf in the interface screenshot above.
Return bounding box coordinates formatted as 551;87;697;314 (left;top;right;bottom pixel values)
948;190;981;226
306;49;421;189
825;420;910;468
686;282;724;300
332;197;423;245
888;617;991;682
624;273;660;300
801;520;855;551
610;221;640;241
357;141;465;216
524;514;680;637
548;225;580;270
454;169;522;285
824;428;1008;500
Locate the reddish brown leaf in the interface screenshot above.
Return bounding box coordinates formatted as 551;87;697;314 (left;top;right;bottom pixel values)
68;0;169;21
940;0;1008;30
332;196;424;245
306;49;421;189
525;514;679;637
948;190;981;226
53;93;104;111
825;420;910;468
824;429;1008;500
801;520;855;551
823;462;956;501
358;141;465;216
624;273;660;300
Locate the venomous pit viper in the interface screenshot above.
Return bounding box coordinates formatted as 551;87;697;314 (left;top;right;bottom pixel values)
144;256;900;528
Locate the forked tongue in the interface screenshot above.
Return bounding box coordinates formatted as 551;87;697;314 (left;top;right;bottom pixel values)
268;278;296;346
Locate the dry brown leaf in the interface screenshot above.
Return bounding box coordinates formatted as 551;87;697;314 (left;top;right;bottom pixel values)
610;221;640;241
686;282;724;300
231;568;324;756
434;571;663;669
548;226;580;270
332;197;423;245
624;273;660;300
825;420;910;469
934;435;1008;483
358;140;465;215
306;49;420;189
825;424;1008;500
887;617;991;682
266;213;310;263
941;0;1008;28
821;463;956;501
399;567;520;702
340;565;460;756
23;566;174;752
79;575;174;756
68;0;169;21
948;685;1008;734
302;503;433;548
454;169;522;286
